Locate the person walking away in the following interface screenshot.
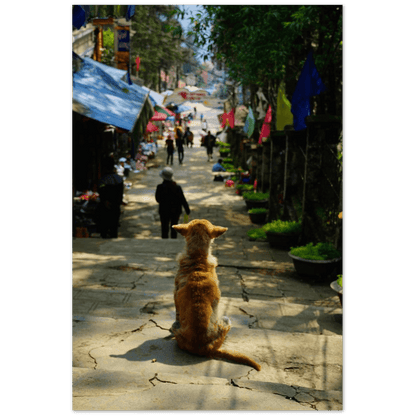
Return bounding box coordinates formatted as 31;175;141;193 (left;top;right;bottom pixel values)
97;157;124;239
176;135;184;164
165;131;174;165
194;106;197;117
202;119;208;132
174;122;184;164
183;127;192;148
155;167;191;239
200;113;203;124
205;130;216;161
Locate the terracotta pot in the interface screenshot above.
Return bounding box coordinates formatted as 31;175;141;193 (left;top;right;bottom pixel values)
330;280;343;306
289;253;342;278
266;231;300;250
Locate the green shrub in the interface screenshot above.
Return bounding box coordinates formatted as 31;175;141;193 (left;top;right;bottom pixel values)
236;184;254;191
222;158;233;164
248;208;268;214
337;274;343;287
263;220;301;234
290;242;341;261
243;192;269;201
223;163;234;171
247;228;267;240
218;142;230;148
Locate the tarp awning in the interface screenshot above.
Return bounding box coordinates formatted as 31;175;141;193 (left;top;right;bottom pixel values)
72;53;151;132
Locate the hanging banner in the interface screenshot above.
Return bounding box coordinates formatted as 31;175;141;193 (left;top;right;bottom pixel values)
117;29;130;52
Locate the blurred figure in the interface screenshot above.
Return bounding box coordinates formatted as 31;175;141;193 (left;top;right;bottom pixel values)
97;157;124;239
155;167;191;239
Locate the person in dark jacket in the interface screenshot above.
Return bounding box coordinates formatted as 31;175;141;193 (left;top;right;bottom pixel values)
155;167;190;239
97;157;124;238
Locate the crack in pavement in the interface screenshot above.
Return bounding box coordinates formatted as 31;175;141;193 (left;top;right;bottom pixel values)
149;373;177;387
236;270;249;302
149;319;171;331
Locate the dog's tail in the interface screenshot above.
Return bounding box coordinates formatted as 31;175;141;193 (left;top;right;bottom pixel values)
209;349;261;371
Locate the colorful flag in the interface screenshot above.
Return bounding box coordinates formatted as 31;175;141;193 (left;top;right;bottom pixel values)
291;51;326;131
125;6;136;21
259;105;272;144
72;5;86;29
276;84;293;130
221;109;235;129
243;106;255;138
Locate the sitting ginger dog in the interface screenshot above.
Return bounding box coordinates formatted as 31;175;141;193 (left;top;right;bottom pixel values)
170;219;261;371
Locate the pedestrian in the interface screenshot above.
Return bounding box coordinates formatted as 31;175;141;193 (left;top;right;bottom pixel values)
200;113;203;124
183;127;193;148
194;106;197;116
155;167;191;239
202;119;208;132
116;157;127;178
205;130;216;161
165;131;174;165
212;158;226;172
176;134;184;164
97;156;124;239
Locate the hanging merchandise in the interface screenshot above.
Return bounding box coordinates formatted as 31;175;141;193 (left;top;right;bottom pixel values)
256;87;268;119
220;108;235;129
291;51;326;131
276;83;293;131
243;106;256;138
259;105;272;144
136;56;141;72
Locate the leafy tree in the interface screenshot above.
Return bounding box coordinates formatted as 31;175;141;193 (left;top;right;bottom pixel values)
172;5;342;117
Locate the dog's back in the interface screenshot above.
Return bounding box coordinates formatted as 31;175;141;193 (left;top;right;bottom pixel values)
171;219;261;371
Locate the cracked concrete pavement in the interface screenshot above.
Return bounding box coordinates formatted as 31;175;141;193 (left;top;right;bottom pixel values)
73;107;343;410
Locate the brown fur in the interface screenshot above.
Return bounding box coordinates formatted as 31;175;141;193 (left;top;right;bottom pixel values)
170;219;261;371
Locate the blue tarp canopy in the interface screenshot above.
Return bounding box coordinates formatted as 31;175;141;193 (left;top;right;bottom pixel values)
175;104;192;113
72;53;151;132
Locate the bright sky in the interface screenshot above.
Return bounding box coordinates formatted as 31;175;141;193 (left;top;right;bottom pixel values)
179;4;209;62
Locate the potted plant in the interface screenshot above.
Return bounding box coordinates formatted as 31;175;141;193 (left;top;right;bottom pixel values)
330;274;343;306
219;143;231;157
236;184;254;195
248;207;268;224
242;191;269;209
289;242;342;279
247;228;267;241
263;220;301;249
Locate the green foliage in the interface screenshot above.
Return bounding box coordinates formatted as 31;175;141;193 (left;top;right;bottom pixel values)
247;228;267;240
337;274;342;287
236;184;254;191
248;208;268;214
222;157;233;164
223;163;234;171
263;220;301;234
290;242;341;261
218;142;231;148
243;192;269;201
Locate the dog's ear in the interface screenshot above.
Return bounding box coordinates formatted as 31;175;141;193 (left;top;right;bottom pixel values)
210;226;228;239
172;223;190;237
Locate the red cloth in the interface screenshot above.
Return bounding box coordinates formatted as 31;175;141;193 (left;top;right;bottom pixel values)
220;108;235;129
136;56;141;72
259;105;272;143
146;122;159;133
150;111;167;121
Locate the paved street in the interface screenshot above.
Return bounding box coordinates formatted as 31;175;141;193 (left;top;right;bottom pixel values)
72;104;343;410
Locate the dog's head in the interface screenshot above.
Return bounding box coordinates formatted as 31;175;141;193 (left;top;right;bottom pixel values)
173;219;227;242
